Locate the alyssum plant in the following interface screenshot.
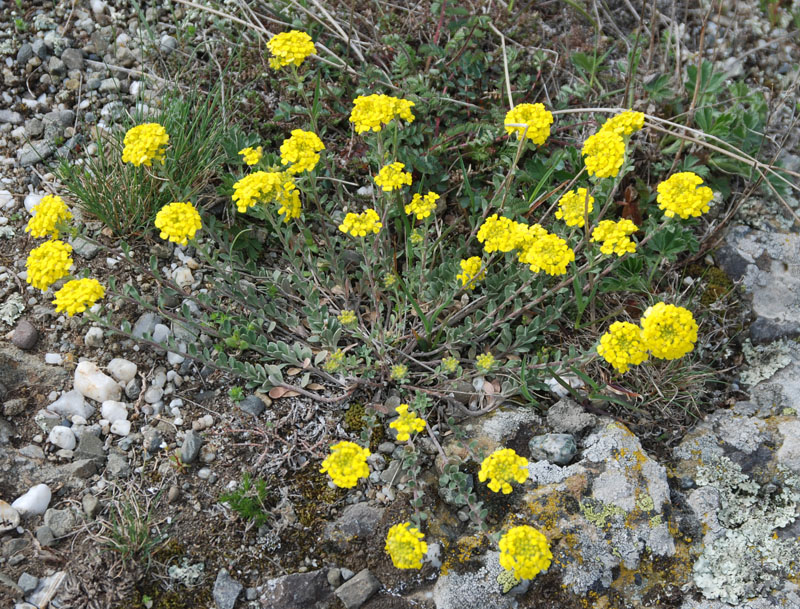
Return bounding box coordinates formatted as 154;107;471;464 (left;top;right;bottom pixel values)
33;28;779;584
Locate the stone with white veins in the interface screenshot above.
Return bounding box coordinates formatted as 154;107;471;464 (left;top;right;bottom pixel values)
11;484;52;516
101;400;128;423
107;358;137;383
74;361;121;403
48;426;76;450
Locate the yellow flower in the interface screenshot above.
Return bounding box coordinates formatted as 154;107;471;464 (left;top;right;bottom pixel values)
276;185;302;222
478;448;528;494
390;364;409;382
238;146;263;166
383;272;397;288
518;232;575;275
511;223;548;255
409;229;424;244
476;352;496;372
52;278;105;316
405;191;439;220
280;130;325;174
477;214;520;253
600;110;645;137
350;94;415;134
267;30;316;69
154;201;202;246
591;219;638;256
555;188;594;228
26;239;73;291
457;256;486;290
232;171;288;213
441;356;459;374
504;103;554;145
656;172;714;219
25;195;72;239
597;321;649;373
324;349;346;373
320;441;370;488
339;208;382;237
499;526;552;580
582;129;625;178
121;123;169;167
338;310;357;326
374;162;412;192
385;522;428;569
640;302;698;360
389;404;425;441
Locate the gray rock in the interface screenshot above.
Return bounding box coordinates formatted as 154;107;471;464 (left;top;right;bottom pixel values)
47;56;66;76
213;569;242;609
62;458;97;478
0;110;23;125
529;433;577;465
12;320;38;350
327;568;342;587
0;572;23;599
4;398;27;417
260;569;333;609
17;573;38;595
159;35;178;55
334;569;380;609
237;395;266;417
433;551;521;609
98;77;122;93
17;43;33;66
106;452;130;477
84;327;104;347
132;312;160;338
43;508;76;537
61;48;83;70
142;429;163;454
25;118;43;138
75;431;106;464
82;494;100;518
181;430;202;464
324;502;384;549
546;398;597;434
125;378;141;400
18;140;56;166
749;317;800;345
32;39;47;59
35;525;55;546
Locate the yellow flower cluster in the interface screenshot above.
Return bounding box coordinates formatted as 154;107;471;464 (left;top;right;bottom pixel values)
441;356;459;373
122;123;169;167
456;256;485;290
518;232;575;276
656;172;714;219
324;349;345;373
280;130;325;174
231;171;298;217
26;239;73;290
597;321;649;373
476;352;496;372
389;404;426;441
267;30;316;69
338;310;357;326
504;103;554;145
582;129;625;178
53;278;105;316
513;223;548;254
238;146;263;166
478;448;529;494
350;94;415;134
405;191;439;220
385;522;428;569
374;162;412;192
320;441;370;488
477;214;521;253
640;302;698;360
555;188;595;228
25;195;73;239
339;208;382;237
600;110;645;137
591;219;638;256
390;363;408;381
499;526;552;580
154;201;202;246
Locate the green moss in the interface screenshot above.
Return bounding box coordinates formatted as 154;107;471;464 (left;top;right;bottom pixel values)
343;403;367;433
580;499;625;529
687;264;735;306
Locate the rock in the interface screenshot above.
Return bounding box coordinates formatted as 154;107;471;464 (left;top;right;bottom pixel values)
0;109;23;125
70;235;100;260
12;484;52;516
12;320;38;350
75;361;121;403
159;35;178;54
84;327;104;347
529;433;577;465
98;77;122;93
106;452;130;477
323;502;384;548
132;312;160;338
45;353;63;365
18;140;55;166
0;572;23;599
334;569;380;609
110;420;131;436
32;39;47;59
327;568;342;587
75;431;105;464
0;501;21;533
173;267;193;289
4;398;26;417
48;426;76;450
101;400;128;423
17;573;38;595
35;525;56;546
152;323;170;343
43;508;76;537
82;494;100;518
213;569;242;609
125;378;141;400
237;395;266;417
61;48;84;70
25;118;44;138
63;458;96;478
17;43;33;66
260;570;333;609
143;429;163;454
107;358;137;383
47;56;66;76
546;398;597;434
181;430;202;463
144;386;163;403
47;390;94;419
433;551;521;609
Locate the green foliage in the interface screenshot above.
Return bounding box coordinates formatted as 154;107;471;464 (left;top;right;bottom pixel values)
218;473;272;527
100;489;167;571
228;386;245;402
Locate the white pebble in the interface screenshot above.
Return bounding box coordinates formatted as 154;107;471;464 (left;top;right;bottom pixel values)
84;327;104;347
11;484;51;516
48;426;76;450
24;193;43;214
44;353;63;365
101;400;128;423
75;361;122;403
107;358;137;383
47;389;94;419
110;420;131;436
